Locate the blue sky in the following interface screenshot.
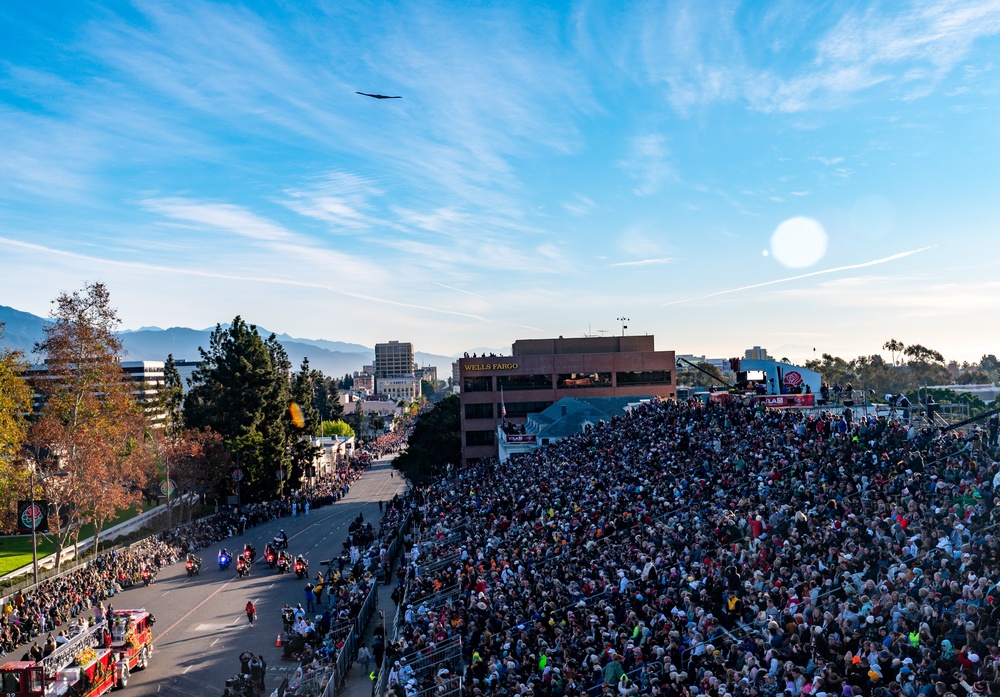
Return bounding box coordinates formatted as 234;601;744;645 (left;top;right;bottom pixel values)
2;1;999;362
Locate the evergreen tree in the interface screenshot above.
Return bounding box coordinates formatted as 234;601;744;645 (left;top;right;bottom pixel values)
288;358;323;489
156;354;185;436
184;317;289;502
311;371;344;422
394;394;460;484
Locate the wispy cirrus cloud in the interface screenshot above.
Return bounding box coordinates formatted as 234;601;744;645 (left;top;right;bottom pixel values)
583;1;1000;114
280;172;385;231
619;134;674;196
142;198;300;243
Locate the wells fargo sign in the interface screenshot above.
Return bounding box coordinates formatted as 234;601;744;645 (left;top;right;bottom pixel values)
464;363;519;371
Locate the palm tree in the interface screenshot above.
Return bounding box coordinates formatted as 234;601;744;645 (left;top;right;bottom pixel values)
883;339;904;367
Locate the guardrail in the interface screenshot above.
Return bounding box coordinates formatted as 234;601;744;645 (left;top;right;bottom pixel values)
322;511;411;697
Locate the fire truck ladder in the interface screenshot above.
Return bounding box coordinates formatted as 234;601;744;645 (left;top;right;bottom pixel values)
41;621;107;675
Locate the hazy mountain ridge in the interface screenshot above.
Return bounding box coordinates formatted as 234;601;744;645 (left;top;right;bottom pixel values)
0;305;455;378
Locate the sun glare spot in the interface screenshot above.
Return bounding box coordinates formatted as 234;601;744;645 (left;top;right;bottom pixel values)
770;216;827;268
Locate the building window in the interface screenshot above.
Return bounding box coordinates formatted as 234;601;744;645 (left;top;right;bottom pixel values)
497;374;552;391
466;430;495;447
505;401;553;418
556;372;612;388
464;403;494;419
615;370;672;386
463;376;493;392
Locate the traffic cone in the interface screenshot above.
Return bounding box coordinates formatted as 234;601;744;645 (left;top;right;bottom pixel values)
275;634;282;647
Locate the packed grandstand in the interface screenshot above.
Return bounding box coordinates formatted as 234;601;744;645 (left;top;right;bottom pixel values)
388;397;999;697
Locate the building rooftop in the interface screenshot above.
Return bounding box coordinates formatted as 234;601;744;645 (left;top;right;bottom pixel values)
528;396;654;440
512;335;656;356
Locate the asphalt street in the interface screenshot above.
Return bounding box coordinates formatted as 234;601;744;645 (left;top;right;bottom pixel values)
20;456;406;697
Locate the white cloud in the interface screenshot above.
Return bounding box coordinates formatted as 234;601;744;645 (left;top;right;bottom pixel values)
619;134;674;196
281;172;385;231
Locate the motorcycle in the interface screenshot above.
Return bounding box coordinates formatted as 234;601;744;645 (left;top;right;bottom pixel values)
265;546;277;569
242;546;256;564
142;568;154;586
219;552;231;571
276;555;289;575
186;557;201;577
294;558;308;579
236;557;250;577
273;534;288;550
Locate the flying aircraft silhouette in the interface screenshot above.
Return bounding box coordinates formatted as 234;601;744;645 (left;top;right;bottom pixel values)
356;92;402;99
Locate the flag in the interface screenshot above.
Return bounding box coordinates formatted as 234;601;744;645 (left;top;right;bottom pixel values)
500;387;506;423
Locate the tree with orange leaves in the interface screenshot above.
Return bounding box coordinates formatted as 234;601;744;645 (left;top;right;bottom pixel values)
28;282;150;569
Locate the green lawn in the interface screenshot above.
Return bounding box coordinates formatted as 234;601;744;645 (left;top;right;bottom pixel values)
0;503;160;578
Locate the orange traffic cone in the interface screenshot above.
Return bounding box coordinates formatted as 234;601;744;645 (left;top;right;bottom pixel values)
275;634;282;647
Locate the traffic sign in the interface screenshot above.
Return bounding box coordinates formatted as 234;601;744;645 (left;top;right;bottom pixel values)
160;479;176;497
232;468;244;482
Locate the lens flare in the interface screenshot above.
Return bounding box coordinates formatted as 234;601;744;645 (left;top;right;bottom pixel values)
289;402;305;429
770;216;828;268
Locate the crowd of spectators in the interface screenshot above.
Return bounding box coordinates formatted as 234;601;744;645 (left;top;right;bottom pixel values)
382;397;1000;697
0;452;377;663
0;536;176;656
278;491;414;697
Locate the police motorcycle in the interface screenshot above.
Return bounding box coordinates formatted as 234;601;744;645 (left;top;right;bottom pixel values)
219;548;232;571
273;530;289;550
185;553;202;577
294;554;309;579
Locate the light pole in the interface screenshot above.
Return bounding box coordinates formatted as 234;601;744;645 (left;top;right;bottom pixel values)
165;453;172;532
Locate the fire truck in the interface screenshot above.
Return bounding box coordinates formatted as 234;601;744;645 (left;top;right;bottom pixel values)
108;608;154;673
0;620;128;697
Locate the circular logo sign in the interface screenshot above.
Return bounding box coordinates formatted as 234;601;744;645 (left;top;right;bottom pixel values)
783;371;804;386
21;504;43;531
160;479;176;497
232;468;244;482
276;469;286;481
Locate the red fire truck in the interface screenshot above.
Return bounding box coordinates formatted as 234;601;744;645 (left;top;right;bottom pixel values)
108;608;154;672
0;620;130;697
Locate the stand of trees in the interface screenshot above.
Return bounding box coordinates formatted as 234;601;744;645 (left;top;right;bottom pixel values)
393;394;460;484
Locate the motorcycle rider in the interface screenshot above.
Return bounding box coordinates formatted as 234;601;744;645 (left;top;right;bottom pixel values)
219;548;231;569
236;555;249;576
275;530;288;548
276;551;290;574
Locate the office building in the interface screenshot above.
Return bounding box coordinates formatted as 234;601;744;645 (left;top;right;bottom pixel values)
458;335;675;465
374;341;415;378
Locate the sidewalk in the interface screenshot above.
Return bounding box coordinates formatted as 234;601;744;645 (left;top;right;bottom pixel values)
339;577;401;697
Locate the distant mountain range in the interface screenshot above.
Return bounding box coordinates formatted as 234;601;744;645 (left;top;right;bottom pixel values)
0;305;457;378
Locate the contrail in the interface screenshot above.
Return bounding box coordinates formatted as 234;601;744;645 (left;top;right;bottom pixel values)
664;246;933;305
0;236;541;331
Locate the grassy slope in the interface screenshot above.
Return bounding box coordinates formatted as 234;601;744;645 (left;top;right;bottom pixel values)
0;503;157;577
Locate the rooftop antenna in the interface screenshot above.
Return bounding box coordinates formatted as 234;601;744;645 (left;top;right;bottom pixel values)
616;317;630;336
596;329;610;337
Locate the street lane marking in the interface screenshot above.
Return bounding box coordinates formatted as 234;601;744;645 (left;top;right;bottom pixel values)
183;665;192;674
210;638;220;647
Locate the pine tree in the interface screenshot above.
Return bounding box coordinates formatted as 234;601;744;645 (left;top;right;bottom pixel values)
184;317;289;502
288;358;323;490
